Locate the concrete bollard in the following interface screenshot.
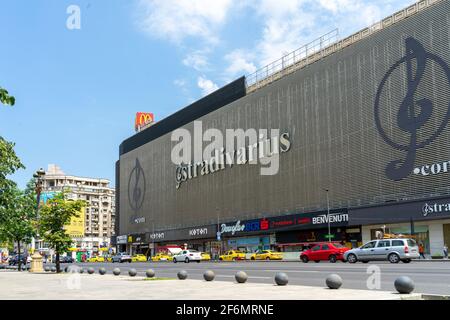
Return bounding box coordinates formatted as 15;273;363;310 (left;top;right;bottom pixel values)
177;270;188;280
274;272;288;286
51;266;57;273
146;269;155;278
129;268;137;277
87;267;95;274
44;266;51;272
99;268;106;275
113;268;121;276
326;274;343;289
394;276;415;294
235;271;248;284
203;270;215;281
79;268;84;274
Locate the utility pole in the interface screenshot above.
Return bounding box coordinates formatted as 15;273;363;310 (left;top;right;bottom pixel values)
325;189;331;243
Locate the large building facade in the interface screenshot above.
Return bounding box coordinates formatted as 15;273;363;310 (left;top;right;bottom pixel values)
40;164;116;257
117;0;450;258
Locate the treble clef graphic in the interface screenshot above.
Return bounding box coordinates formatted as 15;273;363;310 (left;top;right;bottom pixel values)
374;37;450;181
128;158;146;212
132;159;142;205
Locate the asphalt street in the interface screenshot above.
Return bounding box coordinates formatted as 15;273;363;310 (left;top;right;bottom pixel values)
52;260;450;295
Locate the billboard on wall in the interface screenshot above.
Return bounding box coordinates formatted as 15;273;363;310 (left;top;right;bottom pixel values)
41;192;85;238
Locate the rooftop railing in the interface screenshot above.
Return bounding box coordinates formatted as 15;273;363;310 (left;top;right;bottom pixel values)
246;0;443;93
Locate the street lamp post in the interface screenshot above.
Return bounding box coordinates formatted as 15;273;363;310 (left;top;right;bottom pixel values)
324;189;331;243
29;168;46;273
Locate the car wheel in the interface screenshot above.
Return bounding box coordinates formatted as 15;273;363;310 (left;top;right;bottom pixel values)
232;257;237;261
266;257;271;261
185;258;190;263
301;256;309;263
173;258;177;263
402;259;411;263
251;257;255;260
219;257;223;261
314;260;320;263
329;255;337;263
388;253;400;264
197;260;201;263
347;254;357;264
362;260;369;263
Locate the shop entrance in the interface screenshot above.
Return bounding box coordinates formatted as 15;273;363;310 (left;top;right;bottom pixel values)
444;224;450;253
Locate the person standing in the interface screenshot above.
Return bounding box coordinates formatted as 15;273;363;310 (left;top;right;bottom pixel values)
444;244;448;259
419;243;426;259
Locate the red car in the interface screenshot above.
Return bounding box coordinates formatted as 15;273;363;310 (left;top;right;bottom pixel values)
300;243;349;263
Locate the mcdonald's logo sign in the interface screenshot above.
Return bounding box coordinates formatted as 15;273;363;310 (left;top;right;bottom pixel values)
135;112;154;131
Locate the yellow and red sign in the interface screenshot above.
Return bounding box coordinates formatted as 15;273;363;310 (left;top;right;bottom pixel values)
135;112;154;131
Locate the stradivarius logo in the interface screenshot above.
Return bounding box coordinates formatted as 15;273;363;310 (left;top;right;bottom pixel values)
374;37;450;181
422;202;450;217
128;158;146;213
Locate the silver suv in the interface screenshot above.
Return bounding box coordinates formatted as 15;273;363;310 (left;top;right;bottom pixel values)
344;238;419;263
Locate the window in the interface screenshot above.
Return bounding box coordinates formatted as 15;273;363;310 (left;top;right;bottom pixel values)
311;245;321;251
407;239;417;247
392;240;404;247
322;245;329;250
361;241;376;249
377;240;391;248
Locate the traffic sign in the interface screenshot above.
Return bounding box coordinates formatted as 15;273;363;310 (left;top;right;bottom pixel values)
325;234;335;239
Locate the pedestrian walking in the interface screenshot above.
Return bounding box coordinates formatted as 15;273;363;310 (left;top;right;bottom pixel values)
443;244;448;259
419;243;426;259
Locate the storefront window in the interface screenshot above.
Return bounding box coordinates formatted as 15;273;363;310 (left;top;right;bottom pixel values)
370;225;430;254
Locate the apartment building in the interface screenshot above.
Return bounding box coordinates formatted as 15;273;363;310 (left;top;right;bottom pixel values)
41;164;115;255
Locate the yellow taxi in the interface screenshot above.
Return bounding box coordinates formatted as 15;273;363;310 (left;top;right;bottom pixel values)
151;252;173;262
87;256;105;263
250;250;283;261
131;254;148;262
201;252;211;261
219;250;246;261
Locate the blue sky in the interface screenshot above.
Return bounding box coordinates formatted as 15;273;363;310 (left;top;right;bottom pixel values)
0;0;416;188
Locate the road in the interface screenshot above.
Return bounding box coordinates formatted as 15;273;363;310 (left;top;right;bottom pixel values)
52;260;450;295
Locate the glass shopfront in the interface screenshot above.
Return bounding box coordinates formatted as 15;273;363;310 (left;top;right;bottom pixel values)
370;225;430;254
227;236;270;253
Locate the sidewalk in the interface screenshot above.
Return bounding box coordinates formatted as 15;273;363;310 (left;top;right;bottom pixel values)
0;270;422;300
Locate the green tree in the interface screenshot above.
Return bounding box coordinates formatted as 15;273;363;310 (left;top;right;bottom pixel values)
0;184;36;271
0;87;15;106
39;191;85;273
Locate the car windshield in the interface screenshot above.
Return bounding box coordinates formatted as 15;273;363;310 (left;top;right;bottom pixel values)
189;250;198;253
407;239;417;247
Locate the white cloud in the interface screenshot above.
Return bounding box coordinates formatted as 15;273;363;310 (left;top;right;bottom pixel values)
197;76;219;96
137;0;233;44
182;50;210;71
224;49;257;78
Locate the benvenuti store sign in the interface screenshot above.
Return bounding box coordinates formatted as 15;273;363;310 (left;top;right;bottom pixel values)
219;209;349;236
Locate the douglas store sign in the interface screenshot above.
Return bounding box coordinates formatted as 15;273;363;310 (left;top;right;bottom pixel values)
219;209;349;236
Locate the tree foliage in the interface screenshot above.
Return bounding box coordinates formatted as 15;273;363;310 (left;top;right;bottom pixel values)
0;184;36;270
39;191;85;272
0;87;15;106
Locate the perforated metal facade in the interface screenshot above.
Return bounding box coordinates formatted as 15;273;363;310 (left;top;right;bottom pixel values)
119;0;450;236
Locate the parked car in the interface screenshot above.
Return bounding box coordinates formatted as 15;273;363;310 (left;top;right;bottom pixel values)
173;250;202;263
87;256;105;263
8;254;27;266
201;252;211;261
344;238;419;264
219;250;246;261
250;250;283;261
60;256;74;263
131;254;147;262
300;243;349;263
111;252;132;263
151;252;173;262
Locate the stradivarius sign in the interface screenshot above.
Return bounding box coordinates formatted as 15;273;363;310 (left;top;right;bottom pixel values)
171;122;291;189
374;37;450;181
422;202;450;217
